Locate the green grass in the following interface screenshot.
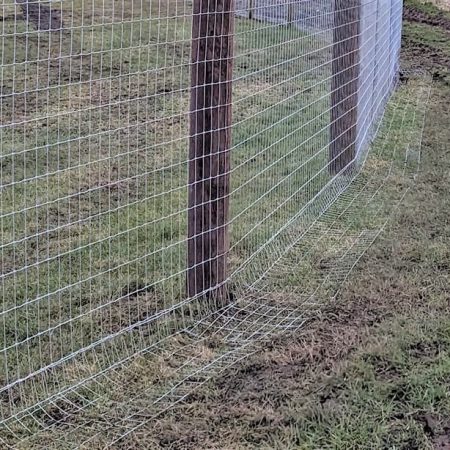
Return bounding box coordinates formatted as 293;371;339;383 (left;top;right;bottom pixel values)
119;74;450;449
103;7;450;449
1;1;444;448
403;21;450;53
402;0;450;84
5;49;431;450
0;0;335;437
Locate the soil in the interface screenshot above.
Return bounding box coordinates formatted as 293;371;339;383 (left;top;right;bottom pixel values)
19;1;64;31
404;5;450;30
139;6;450;446
147;291;406;449
416;414;450;450
402;5;450;74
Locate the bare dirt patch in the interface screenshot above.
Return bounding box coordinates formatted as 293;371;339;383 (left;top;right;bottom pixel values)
402;6;450;79
434;433;450;450
403;39;450;73
414;414;450;450
144;290;413;448
404;5;450;29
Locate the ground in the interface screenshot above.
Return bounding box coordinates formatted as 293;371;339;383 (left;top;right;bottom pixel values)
0;6;331;428
142;3;450;449
1;1;449;448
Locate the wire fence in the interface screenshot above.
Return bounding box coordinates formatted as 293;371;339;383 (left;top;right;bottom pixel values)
0;0;420;446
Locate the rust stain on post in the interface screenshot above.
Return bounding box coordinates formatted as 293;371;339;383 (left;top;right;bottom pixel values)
187;0;235;301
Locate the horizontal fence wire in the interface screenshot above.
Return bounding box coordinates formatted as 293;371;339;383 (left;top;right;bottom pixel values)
0;0;427;446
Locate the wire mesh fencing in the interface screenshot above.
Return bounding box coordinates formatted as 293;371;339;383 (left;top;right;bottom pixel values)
0;0;427;446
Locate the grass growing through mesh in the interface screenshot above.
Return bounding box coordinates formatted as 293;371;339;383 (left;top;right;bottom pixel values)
2;57;431;450
87;8;450;449
25;73;434;449
0;1;333;440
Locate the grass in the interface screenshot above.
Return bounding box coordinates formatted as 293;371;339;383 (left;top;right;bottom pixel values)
1;0;446;448
405;0;450;16
0;1;335;442
107;3;450;448
403;20;450;53
118;74;449;449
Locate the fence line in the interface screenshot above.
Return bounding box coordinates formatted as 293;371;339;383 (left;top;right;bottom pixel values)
0;0;411;445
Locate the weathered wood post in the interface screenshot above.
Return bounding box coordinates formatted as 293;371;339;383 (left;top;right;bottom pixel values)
329;0;361;175
187;0;235;301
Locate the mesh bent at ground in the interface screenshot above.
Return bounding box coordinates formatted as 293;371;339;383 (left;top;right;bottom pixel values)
0;0;430;447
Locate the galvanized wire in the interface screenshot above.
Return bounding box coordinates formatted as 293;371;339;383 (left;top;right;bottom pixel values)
0;0;430;447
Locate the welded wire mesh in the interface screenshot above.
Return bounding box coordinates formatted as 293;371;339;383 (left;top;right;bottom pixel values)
0;0;421;446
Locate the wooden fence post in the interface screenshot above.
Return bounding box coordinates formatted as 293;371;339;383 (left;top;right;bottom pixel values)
187;0;235;301
329;0;361;175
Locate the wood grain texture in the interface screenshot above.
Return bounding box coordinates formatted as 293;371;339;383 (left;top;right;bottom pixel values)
187;0;235;300
330;0;361;175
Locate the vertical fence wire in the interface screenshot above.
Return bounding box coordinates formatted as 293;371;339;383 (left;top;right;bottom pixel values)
0;0;410;445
